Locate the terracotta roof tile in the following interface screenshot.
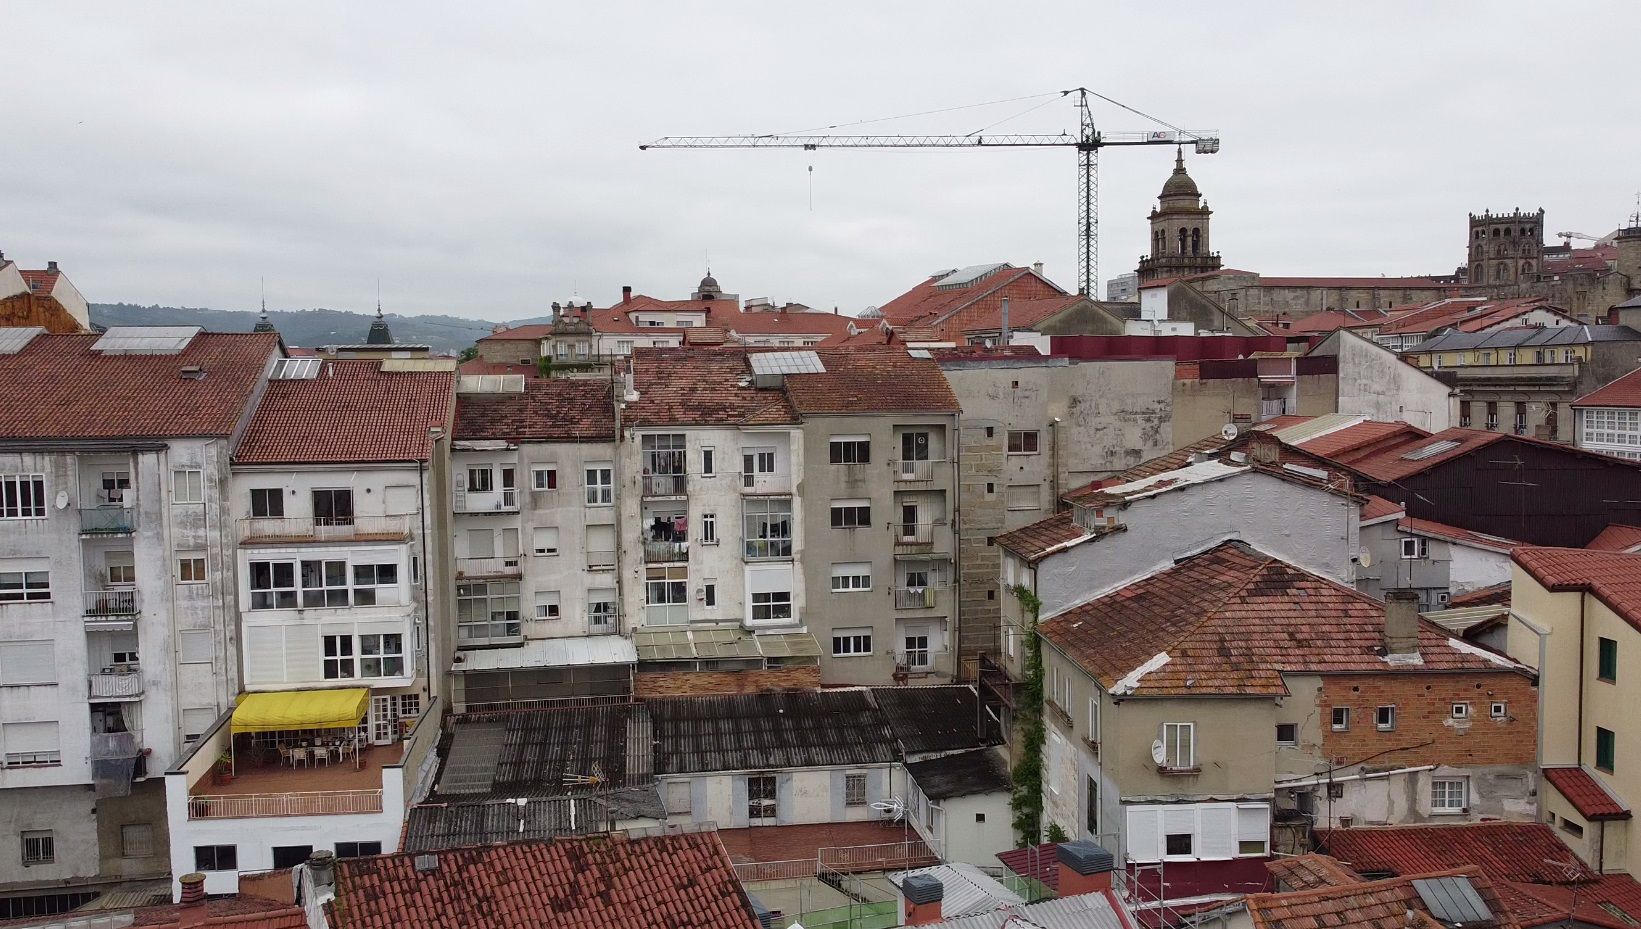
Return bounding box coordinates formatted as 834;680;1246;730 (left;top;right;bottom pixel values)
0;331;279;439
994;511;1121;564
1339;428;1506;482
1514;547;1641;633
1543;766;1631;820
234;360;455;464
122;896;306;929
457;359;538;376
624;348;797;427
1398;516;1521;552
1265;854;1363;890
476;324;554;342
956;295;1085;333
1446;582;1511;608
327;832;762;929
454;379;614;443
1284;309;1393;335
18;269;59;294
1296;421;1430;460
784;350;960;414
1587;523;1641;552
1041;542;1527;697
1575;368;1641;408
1246;867;1519;929
1362;495;1405;522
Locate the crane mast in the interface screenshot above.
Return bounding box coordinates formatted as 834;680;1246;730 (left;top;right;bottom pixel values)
641;88;1220;297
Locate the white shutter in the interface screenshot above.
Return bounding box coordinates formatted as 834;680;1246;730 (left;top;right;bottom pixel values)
284;626;321;682
1238;803;1271;855
244;627;284;686
178;630;214;664
1199;803;1238;860
532;527;559;555
0;641;54;684
3;721;59;753
1125;805;1162;863
587;525;615;550
467;529;495;558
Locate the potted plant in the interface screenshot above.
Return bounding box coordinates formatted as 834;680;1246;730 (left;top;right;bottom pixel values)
213;750;234;785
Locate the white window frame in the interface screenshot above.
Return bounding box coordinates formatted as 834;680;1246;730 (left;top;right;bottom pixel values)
830;499;871;529
1451;702;1470;720
530;466;558;491
832;628;873;656
1275;723;1298;746
21;830;54;864
1007;430;1041;454
1331;707;1350;731
1400;537;1429;559
585;465;613;506
701;446;716;476
171;469;204;505
0;474;46;519
0;570;51;603
178;554;208;584
322;634;356;680
534;590;561;621
1161;722;1195;770
1376;705;1397;731
532;526;560;556
1490;702;1507;719
1006;483;1042;512
358;633;404;678
751;590;793;624
1431;778;1468;813
701;512;718;545
830;436;871;465
830;563;872;592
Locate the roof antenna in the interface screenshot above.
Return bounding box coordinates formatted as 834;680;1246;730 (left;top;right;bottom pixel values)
376;278;383;319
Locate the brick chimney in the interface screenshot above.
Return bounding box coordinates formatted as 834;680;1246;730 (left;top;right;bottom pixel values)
1384;589;1422;658
178;872;207;927
622;285;632;303
902;873;944;925
1057;840;1117;896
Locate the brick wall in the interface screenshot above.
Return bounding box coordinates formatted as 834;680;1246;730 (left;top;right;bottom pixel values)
0;294;82;333
635;666;821;698
1319;672;1537;767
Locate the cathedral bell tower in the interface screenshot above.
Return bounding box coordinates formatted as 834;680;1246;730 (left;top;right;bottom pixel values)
1136;148;1223;283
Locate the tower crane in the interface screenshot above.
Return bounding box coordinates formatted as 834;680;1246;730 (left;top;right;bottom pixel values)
640;88;1220;298
1555;231;1607;247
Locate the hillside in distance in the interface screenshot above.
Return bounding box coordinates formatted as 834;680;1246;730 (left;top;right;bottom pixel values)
89;303;539;354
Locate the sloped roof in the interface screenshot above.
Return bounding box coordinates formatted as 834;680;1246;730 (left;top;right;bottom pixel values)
956;294;1086;333
1542;766;1631;821
1398;516;1521;553
1377;298;1492;336
234;359;455;464
1574;367;1641;408
18;269;60;294
0;331;279;440
1587;523;1641;552
871;685;996;754
454;378;614;442
1362;496;1405;522
624;348;798;427
785;350;960;414
649;690;899;774
1040;541;1526;698
1514;547;1641;632
476;323;554;342
878;265;1041;326
326;833;762;929
1265;854;1363;890
1284;308;1393;335
1447;582;1511;608
994;511;1120;564
1340;428;1507;482
1293;420;1431;460
905;749;1011;799
1245;868;1519;929
1408;324;1641;353
123;897;306;929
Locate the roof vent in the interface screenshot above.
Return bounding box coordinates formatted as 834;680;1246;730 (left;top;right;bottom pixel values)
413;853;439;873
180;366;206;380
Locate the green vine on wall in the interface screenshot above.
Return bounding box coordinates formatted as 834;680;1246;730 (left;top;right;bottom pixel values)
1009;583;1046;845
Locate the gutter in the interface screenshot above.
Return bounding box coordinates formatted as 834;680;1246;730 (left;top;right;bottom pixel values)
1508;607;1551;768
1275;764;1437;789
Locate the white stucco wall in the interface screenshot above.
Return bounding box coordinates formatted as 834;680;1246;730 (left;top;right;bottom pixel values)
660;765;902;829
1326;329;1455;432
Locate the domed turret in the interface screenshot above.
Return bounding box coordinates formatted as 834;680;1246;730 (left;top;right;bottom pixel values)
1159;149;1200;201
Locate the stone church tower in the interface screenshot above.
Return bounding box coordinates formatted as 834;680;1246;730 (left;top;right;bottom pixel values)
1136;149;1223;283
1468;208;1544;288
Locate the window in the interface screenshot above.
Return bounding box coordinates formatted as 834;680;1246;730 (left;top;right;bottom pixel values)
748;774;778;821
21;831;54;865
1451;703;1470;720
0;570;50;603
249;561;297;609
531;467;558;491
1597;727;1616;773
178;555;207;583
752;590;793;624
334;841;382;859
534;590;561;621
1431;778;1468;813
120;823;155;859
180;708;215;743
1376;705;1396;731
588;588;617;631
703;582;716;607
845;773;868;806
1331;707;1350;731
1161;722;1195;769
1;721;60;767
1562;818;1585;838
194;845;238;871
1400;537;1429;559
585;465;613;505
351;563;398;606
830;500;871;528
742;448;776;486
701;512;718;544
1275;723;1298;746
1006;484;1042;511
104;552;135;586
1007;430;1040;454
830;436;870;465
172;469;204;504
833;628;873;656
645;565;689;625
322;635;355;679
701;447;716;476
250;488;284;518
1599;637;1618;682
312;488;353;526
1165;833;1193;857
178;631;213;664
467;467;494;492
1491;702;1507;719
831;563;872;592
359;634;404;678
457;580;522;643
1086;775;1100;835
532;527;559;556
0;474;46;519
743;498;793;559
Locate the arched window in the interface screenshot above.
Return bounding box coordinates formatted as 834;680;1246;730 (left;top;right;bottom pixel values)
1505;227;1512;237
1178;228;1188;255
1492;228;1501;238
1155;229;1165;255
1191;227;1201;256
1494;262;1507;282
1522;260;1534;276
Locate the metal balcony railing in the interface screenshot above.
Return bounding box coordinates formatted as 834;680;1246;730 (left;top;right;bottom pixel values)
893;586;943;610
895;647;951;672
455;556;523;578
893;522;936;550
587;610;619;633
84;588;139;617
88;669;143;699
238;515;411;544
642;473;687;497
453;488;518;513
643;540;689;563
187;789;384;819
890;459;943;482
79;507;137;534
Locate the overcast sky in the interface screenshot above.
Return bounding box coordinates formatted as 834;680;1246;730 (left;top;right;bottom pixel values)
5;2;1638;321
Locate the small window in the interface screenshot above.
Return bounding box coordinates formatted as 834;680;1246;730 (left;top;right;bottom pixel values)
585;465;613;506
1165;833;1193;857
701;513;718;544
1007;430;1040;454
1400;537;1429;559
1597;727;1616;773
1451;703;1470;720
194;844;238;871
701;447;716;476
178;555;207;584
1005;484;1042;511
532;527;559;556
1599;637;1618;682
830;437;871;465
467;467;494;492
830;563;872;592
1238;839;1267;856
830;500;871;528
531;467;558;491
832;628;873;656
1562;818;1585;838
845;772;868;806
703;583;716;608
1275;723;1298;746
1161;722;1195;769
120;823;155;859
21;830;54;865
1331;707;1350;731
534;591;561;621
1431;778;1468;813
172;469;204;504
250;487;284;518
334;841;383;859
1376;705;1396;731
1491;702;1507;719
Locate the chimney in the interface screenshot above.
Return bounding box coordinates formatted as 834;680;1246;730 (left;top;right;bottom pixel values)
304;849;337;903
902;874;944;925
1384;589;1422;658
622;285;632;303
999;296;1011;346
178;872;207;926
1033;261;1044;276
1056;840;1117;896
46;260;59;273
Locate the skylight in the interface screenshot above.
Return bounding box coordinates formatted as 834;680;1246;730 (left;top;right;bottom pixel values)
749;351;825;375
1401;439;1461;461
92;326;202;355
270;358;321;380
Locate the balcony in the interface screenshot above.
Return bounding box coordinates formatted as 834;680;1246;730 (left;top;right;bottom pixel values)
894;647;951;674
644;540;689;564
79;507;137;535
88;668;144;700
453;488;518;514
893;522;936;552
238;515;411;545
893;586;947;611
642;473;687;498
743;538;793;562
186;739;404;820
84;588;139;619
90;730;142;762
890;459;945;483
188;789;383;819
586;550;617;571
456;556;523;579
588;610;619;634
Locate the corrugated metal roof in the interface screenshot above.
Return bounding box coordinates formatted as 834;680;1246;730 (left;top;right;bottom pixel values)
0;327;46;355
1270;413;1368;446
649;690;898;774
888;863;1024;918
92;326;201;354
871;686;998;755
920;892;1128;929
632;627;818;661
455;635;636;671
402;791;664;851
434;703;652;799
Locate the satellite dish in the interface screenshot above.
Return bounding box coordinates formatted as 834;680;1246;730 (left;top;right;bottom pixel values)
54;491;69;510
1359;549;1373;568
871;797;906;822
1151;739;1167;766
1221;423;1240;441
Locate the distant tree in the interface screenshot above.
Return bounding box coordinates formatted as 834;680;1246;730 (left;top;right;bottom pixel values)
458;346;478;363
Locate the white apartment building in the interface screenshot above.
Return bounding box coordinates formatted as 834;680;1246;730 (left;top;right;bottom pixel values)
0;327;279;905
162;356;454;897
447;375;631;707
1573;368;1641;461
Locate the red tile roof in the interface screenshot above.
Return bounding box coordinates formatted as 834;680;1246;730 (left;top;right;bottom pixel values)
234;360;455;464
477;324;553;343
1257;276;1448;289
1375;299;1490;336
957;295;1086;333
497;297;860;346
1264;854;1362;891
18;269;59;293
0;332;279;439
877;265;1070;337
1514;547;1641;633
1587;523;1641;552
457;359;538;376
995;512;1123;563
1338;428;1505;482
124;896;307;929
784;350;961;414
326;832;762;929
624;348;798;427
1543;766;1631;820
1447;582;1511;608
1284;309;1393;335
1247;868;1519;929
997;842;1064;891
1398;516;1521;553
1041;541;1526;697
1361;495;1405;522
1574;367;1641;408
716;821;938;871
1296;421;1430;460
454;379;614;442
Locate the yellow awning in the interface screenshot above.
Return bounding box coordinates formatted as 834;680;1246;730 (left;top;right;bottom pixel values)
231;689;370;734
